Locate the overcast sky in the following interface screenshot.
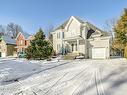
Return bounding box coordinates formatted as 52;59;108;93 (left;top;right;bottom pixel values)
0;0;127;35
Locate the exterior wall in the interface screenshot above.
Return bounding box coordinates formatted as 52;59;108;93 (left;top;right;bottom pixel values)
79;44;85;54
52;16;110;59
64;17;81;38
16;34;33;53
16;33;26;52
88;37;110;59
7;44;16;56
82;26;89;58
0;41;16;57
52;29;63;54
0;40;7;57
16;33;26;46
79;40;85;54
53;17;82;54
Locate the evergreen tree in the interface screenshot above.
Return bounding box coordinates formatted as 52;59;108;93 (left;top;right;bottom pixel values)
26;28;53;60
114;8;127;56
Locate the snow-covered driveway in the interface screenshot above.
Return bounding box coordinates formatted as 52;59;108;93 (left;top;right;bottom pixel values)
0;58;127;95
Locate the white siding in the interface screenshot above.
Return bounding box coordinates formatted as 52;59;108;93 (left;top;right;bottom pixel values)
65;18;81;38
88;37;110;59
52;29;63;53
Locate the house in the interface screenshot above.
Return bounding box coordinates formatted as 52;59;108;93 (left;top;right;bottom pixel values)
51;16;111;59
15;32;33;53
0;35;16;57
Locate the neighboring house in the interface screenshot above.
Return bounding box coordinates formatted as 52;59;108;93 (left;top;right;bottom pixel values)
0;36;16;57
51;16;111;59
15;32;33;53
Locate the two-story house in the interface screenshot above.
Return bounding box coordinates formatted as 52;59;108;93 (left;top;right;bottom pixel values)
15;32;33;53
51;16;111;59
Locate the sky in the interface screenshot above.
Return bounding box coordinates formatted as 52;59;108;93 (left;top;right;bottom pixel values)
0;0;127;35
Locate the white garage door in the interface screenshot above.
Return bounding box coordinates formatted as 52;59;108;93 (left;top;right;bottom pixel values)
2;53;6;57
92;48;106;59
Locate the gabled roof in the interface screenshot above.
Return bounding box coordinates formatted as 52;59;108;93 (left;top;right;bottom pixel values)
16;32;31;40
53;16;110;37
2;36;16;45
53;16;84;32
74;16;86;24
22;32;31;39
53;19;69;31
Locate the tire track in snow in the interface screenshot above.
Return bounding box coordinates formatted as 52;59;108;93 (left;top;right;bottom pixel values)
44;72;69;95
71;67;105;95
13;72;67;95
13;60;77;95
95;68;105;95
30;64;90;95
72;69;95;95
48;65;91;95
9;61;74;95
11;61;91;95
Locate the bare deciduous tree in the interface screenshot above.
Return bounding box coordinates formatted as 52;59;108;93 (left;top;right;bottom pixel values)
0;25;6;36
103;18;117;56
6;23;23;38
46;25;54;44
103;18;117;40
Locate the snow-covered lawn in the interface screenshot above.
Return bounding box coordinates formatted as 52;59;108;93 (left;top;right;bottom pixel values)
0;58;66;84
0;58;127;95
0;59;42;84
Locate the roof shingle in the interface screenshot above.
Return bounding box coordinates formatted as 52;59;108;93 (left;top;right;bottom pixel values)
2;36;16;45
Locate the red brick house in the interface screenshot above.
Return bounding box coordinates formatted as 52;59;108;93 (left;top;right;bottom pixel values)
15;32;33;53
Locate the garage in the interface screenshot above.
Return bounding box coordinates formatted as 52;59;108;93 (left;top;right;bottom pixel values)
1;52;6;57
92;48;106;59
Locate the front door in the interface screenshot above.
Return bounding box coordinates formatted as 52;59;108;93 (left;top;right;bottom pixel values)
71;44;74;52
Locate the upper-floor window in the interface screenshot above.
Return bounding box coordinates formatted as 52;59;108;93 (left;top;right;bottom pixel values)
20;40;23;45
57;32;61;39
57;33;59;39
62;32;64;39
25;41;27;45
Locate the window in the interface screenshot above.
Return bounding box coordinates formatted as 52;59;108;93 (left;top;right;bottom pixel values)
62;32;64;38
57;44;61;51
25;41;27;45
75;44;77;51
59;32;61;38
21;40;23;45
57;32;61;39
57;33;59;39
71;44;74;51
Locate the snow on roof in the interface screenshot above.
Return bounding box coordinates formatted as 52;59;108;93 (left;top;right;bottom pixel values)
2;35;16;45
21;32;31;39
53;16;110;37
16;32;31;40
